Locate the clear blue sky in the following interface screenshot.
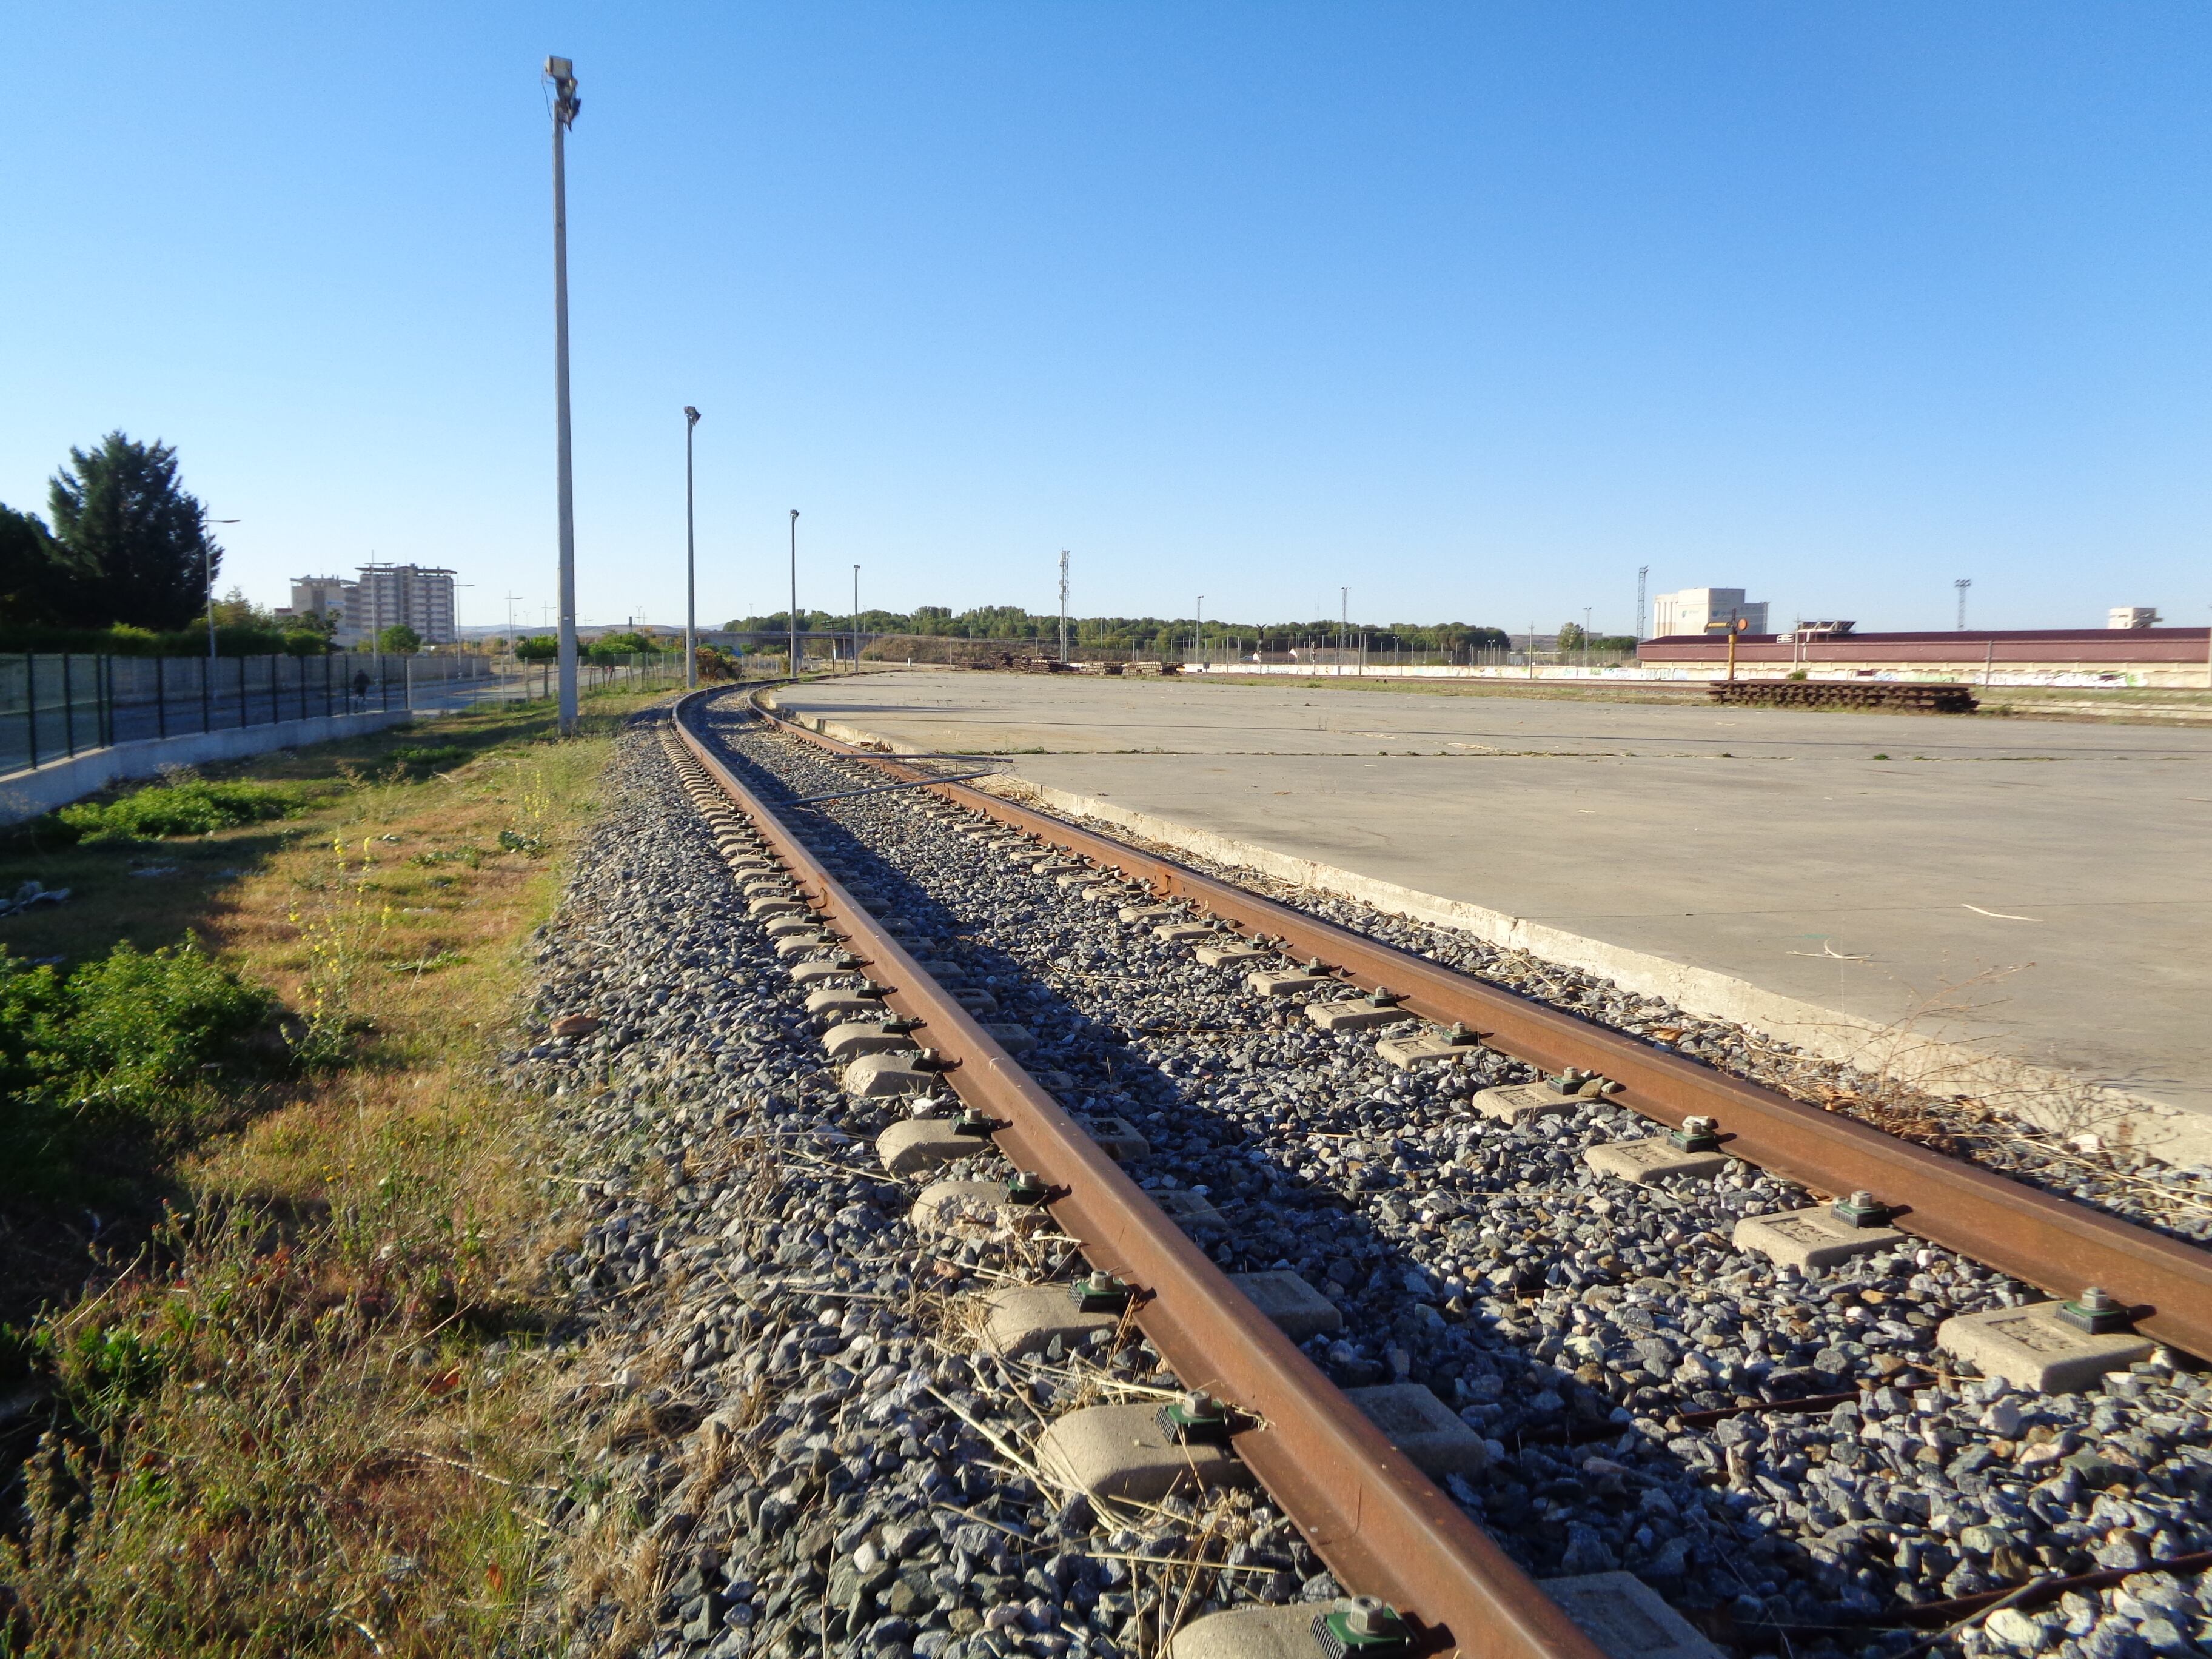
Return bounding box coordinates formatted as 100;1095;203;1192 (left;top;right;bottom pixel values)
4;4;2208;637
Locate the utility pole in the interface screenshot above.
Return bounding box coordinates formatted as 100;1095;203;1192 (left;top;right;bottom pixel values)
787;510;800;676
201;515;239;661
1637;565;1648;640
684;406;701;688
1058;551;1070;663
546;55;582;734
1955;578;1971;631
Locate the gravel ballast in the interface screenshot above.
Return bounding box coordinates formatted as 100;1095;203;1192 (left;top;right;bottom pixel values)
514;702;2212;1659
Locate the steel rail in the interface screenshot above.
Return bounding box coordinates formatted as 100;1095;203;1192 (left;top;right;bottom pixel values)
669;692;1606;1659
745;689;2212;1362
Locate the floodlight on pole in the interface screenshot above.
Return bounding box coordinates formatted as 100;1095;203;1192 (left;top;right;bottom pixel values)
851;563;860;674
683;406;701;688
1058;551;1070;664
1955;577;1971;631
788;510;800;677
546;53;582;734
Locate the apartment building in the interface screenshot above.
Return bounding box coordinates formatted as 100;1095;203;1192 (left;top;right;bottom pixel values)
280;564;459;646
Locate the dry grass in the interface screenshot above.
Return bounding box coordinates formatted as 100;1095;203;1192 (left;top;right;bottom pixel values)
1;692;669;1658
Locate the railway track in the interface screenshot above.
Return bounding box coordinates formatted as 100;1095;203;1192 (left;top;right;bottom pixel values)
523;691;2212;1659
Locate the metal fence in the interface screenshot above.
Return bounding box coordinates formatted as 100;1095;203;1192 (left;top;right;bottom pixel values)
0;652;495;778
0;650;729;779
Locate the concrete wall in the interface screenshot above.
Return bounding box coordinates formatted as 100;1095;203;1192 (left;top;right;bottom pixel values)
0;708;416;825
1640;628;2212;689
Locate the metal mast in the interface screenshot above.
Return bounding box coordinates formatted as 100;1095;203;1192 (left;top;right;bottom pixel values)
547;55;582;734
788;510;800;675
683;407;701;687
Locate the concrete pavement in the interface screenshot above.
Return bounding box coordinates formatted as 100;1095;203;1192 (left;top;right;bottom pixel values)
776;670;2212;1148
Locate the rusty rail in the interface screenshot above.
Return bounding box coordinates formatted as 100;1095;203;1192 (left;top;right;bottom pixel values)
669;694;1606;1659
744;688;2212;1363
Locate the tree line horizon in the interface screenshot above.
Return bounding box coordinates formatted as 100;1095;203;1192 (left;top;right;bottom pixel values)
711;605;1634;657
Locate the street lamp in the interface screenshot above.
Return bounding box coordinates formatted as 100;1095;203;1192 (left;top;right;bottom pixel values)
788;509;800;677
546;53;582;734
684;406;701;688
203;515;240;660
1058;550;1070;664
1196;596;1204;668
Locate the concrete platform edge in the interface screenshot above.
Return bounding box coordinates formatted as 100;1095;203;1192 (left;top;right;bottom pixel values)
762;695;2208;1164
996;774;2211;1163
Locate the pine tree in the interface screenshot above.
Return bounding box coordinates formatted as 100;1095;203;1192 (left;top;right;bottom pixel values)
47;432;220;630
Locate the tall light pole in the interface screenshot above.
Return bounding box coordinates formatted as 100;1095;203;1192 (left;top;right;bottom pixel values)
1955;578;1971;631
202;516;239;660
683;406;701;688
546;55;582;734
1058;551;1070;664
1196;596;1204;667
1636;565;1648;640
1339;586;1348;677
788;509;800;676
851;563;860;674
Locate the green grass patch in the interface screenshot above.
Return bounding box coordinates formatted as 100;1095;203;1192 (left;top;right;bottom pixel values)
0;939;278;1205
56;778;307;842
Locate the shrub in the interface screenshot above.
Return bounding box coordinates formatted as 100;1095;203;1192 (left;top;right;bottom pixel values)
58;940;273;1101
0;940;276;1198
57;777;301;841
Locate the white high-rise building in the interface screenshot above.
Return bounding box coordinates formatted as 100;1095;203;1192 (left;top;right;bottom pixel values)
1649;587;1769;638
277;565;459;646
354;565;457;645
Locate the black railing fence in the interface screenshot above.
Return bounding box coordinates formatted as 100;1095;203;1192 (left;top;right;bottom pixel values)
0;652;497;777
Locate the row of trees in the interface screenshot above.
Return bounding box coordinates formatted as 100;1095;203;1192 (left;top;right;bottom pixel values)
722;604;1522;659
1555;622;1639;654
509;629;671;663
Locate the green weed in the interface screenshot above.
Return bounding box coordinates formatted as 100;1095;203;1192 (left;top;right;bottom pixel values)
56;779;304;842
0;939;276;1202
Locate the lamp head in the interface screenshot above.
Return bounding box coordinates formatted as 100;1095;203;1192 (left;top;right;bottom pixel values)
685;406;700;424
545;56;580;124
